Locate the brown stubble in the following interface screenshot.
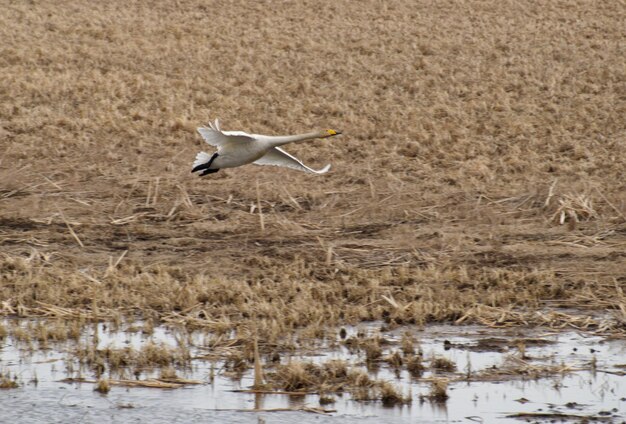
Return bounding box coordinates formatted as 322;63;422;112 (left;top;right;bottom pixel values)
1;0;625;345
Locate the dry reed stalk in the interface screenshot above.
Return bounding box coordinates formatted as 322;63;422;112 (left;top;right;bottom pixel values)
157;377;204;385
69;197;91;207
40;174;63;190
256;179;265;233
114;250;128;267
281;186;302;210
506;412;612;421
1;301;16;315
80;271;104;286
543;179;558;208
368;178;376;199
176;185;194;208
325;244;334;266
314;236;335;266
110;212;148;225
56;207;84;248
145;179;152;207
232;389;317;395
30;301;114;320
152;177;160;206
381;294;399;309
0;178;46;199
252;337;265;390
551;193;598;225
594;187;626;221
67;378;185;388
215;406;336;414
455;305;614;332
160;311;231;331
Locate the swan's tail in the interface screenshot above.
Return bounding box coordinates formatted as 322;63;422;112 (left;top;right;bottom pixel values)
191;151;213;172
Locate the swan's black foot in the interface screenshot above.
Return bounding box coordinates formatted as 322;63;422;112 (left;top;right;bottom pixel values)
192;152;219;174
200;168;219;176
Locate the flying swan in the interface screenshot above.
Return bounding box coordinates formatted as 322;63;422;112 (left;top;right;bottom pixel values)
191;119;342;176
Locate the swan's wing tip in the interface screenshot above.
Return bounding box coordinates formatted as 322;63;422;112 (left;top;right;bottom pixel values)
205;118;221;131
316;164;331;174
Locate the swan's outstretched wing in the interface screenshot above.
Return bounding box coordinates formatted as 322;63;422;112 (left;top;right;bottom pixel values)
253;147;331;174
197;119;256;147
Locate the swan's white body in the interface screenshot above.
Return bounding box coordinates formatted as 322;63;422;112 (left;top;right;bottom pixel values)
192;119;340;176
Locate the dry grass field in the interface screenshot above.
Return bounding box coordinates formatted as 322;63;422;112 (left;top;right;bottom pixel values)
1;0;625;350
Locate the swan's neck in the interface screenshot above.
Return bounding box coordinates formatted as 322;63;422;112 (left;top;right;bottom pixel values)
264;131;323;147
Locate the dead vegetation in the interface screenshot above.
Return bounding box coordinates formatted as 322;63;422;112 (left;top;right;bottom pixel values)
475;355;579;381
506;412;615;422
420;378;449;403
406;355;426;378
430;356;457;372
0;371;18;389
0;0;625;411
95;378;110;393
70;339;191;379
66;376;202;389
266;360;411;405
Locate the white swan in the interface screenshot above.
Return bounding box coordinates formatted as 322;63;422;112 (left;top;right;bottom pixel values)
191;119;341;176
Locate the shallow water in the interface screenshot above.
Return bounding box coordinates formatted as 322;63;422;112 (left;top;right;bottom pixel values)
1;320;624;423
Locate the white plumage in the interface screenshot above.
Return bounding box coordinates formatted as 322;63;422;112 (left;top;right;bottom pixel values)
192;151;213;170
191;119;341;176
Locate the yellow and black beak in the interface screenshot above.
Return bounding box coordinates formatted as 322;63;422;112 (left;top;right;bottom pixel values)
325;129;342;137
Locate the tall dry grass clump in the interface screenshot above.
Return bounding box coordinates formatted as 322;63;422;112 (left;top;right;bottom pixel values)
0;371;19;389
95;379;111;394
268;359;411;405
422;378;449;403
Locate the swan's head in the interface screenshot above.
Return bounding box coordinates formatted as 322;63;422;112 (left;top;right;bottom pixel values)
322;129;342;138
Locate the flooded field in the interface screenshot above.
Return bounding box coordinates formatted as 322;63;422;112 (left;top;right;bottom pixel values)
2;0;626;422
1;318;624;423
